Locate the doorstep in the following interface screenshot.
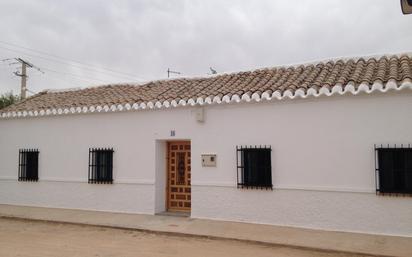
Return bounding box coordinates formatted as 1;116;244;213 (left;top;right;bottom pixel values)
156;211;191;217
0;204;410;257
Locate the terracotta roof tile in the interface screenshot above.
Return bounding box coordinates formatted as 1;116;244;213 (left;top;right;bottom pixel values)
1;54;412;115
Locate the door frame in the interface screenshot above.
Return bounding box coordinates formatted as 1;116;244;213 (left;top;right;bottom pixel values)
166;140;191;212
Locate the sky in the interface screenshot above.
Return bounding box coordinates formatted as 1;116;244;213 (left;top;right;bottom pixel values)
0;0;411;96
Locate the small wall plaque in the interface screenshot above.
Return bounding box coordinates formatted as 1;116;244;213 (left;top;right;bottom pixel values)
201;154;216;167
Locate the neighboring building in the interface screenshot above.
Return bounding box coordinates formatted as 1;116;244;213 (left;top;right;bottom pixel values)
0;54;412;236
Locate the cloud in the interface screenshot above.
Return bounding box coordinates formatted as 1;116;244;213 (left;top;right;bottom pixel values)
0;0;410;94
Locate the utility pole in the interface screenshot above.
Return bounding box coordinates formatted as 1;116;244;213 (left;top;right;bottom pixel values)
17;60;27;99
14;58;33;99
10;58;43;99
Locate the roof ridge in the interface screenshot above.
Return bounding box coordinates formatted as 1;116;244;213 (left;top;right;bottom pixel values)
174;51;412;81
33;83;138;96
282;51;412;68
44;87;82;93
36;52;412;95
127;51;412;86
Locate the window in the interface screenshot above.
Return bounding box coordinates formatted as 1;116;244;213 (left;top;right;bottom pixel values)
18;149;39;181
237;146;272;189
375;146;412;195
88;148;114;184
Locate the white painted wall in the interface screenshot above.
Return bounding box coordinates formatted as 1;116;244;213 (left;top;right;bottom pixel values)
1;91;412;236
154;140;167;213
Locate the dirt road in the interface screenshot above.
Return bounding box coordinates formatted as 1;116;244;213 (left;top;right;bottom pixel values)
0;218;365;257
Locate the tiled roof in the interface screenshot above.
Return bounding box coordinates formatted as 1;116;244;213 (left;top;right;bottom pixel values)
1;54;412;118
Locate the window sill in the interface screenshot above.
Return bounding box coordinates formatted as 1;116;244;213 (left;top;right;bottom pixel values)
88;180;113;184
18;178;38;182
237;184;273;190
376;191;412;197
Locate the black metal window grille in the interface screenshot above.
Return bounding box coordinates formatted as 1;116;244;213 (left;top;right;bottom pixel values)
88;148;114;184
18;149;39;182
375;144;412;195
237;146;272;189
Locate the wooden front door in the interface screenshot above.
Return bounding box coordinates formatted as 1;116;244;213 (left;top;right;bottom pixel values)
167;141;191;212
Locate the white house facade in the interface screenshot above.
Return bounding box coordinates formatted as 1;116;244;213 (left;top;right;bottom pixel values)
1;54;412;237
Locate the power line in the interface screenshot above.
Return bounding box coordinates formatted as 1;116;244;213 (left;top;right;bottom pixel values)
0;42;146;81
3;54;116;85
36;72;85;88
40;67;112;84
30;65;92;88
31;68;98;86
0;45;139;82
0;40;145;80
0;65;14;69
26;88;38;95
3;57;91;97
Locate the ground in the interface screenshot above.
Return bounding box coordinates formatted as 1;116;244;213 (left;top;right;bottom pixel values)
0;218;366;257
